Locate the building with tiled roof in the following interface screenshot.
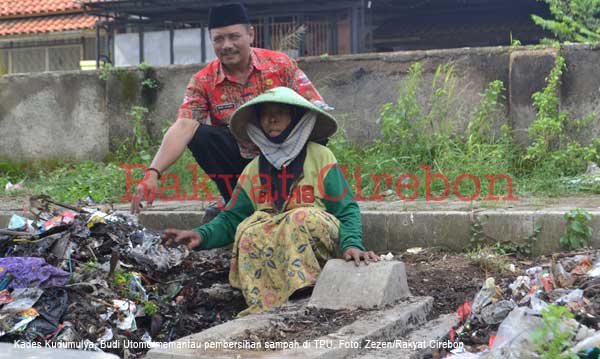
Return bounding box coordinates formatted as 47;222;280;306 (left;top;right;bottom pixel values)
1;0;552;74
83;0;551;69
0;0;105;74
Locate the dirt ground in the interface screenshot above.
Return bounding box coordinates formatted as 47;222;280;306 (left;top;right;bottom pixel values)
403;248;519;318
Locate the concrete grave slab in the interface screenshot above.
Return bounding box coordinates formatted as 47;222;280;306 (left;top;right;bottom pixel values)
146;296;433;359
308;259;411;310
355;313;460;359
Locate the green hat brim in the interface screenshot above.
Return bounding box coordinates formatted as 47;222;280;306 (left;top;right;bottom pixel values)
229;87;337;143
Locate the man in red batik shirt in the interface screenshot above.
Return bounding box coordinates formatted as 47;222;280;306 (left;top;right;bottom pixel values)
131;3;330;218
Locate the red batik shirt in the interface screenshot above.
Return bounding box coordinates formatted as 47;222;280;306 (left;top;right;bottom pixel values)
177;47;325;159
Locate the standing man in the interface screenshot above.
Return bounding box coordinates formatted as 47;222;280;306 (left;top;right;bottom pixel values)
130;3;330;218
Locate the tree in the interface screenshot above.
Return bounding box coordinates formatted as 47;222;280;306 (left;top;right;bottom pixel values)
532;0;600;43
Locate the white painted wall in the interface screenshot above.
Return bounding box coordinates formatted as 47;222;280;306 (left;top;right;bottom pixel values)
114;28;215;67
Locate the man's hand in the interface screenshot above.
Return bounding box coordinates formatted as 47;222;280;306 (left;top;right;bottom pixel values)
131;172;159;214
162;229;202;250
343;247;380;266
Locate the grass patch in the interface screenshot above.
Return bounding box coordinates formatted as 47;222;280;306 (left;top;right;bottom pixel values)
329;55;600;201
465;245;514;275
0;151;217;204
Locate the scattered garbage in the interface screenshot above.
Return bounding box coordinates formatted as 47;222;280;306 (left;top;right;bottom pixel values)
380;252;394;261
3;194;600;358
406;247;423;255
529;296;548;311
487;307;544;358
35;288;68;326
4;181;24;192
0;195;246;358
104;300;138;331
555;288;584;305
471;278;499;318
97;327;113;342
570;331;600;355
508;275;530;295
129;231;189;271
1;308;40;337
0;257;70;289
449;250;600;358
0;275;13;291
0;288;44;313
201;283;243;302
552;261;574;287
8;215;34;232
562;162;600;190
457;301;472;323
479;300;516;325
588;261;600;277
0;290;13;305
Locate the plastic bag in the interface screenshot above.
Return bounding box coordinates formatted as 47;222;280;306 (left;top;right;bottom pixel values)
472;277;497;317
35;288;69;326
588;261;600;277
480;300;516;325
508;276;530;298
490;307;543;355
0;288;44;313
529;295;548;311
569;332;600;355
129;231;189;271
552;262;574;288
554;289;584;305
8;215;31;231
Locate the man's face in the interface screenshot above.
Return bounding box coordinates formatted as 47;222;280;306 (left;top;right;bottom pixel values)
260;103;293;138
210;24;254;67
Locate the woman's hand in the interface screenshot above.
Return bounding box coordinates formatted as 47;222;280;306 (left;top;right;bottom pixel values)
342;247;380;266
162;229;202;250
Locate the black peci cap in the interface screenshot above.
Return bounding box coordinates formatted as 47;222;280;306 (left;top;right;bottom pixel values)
208;3;250;30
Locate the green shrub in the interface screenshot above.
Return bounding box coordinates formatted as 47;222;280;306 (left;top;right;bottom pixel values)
560;208;593;250
533;304;578;359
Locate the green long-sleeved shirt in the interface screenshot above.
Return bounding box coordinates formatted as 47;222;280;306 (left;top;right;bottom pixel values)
193;142;365;253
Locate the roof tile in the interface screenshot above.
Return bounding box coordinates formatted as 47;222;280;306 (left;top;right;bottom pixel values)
0;0;83;18
0;14;96;36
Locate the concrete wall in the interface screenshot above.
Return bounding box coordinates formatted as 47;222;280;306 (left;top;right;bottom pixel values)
300;47;511;143
1;44;600;162
0;71;107;162
561;45;600;143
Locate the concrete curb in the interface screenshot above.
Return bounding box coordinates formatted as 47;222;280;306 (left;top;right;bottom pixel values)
129;210;600;255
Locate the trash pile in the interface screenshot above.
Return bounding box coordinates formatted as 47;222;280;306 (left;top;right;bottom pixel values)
0;195;246;358
448;252;600;358
562;162;600;192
